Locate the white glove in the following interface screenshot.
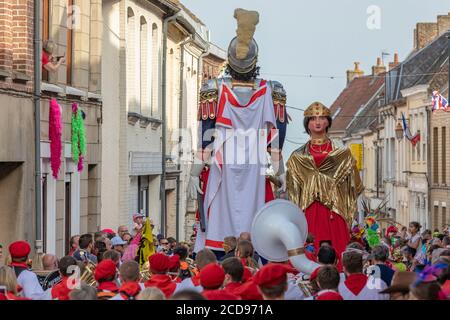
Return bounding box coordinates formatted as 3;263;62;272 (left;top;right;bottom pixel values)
275;160;286;193
277;172;286;193
187;161;205;201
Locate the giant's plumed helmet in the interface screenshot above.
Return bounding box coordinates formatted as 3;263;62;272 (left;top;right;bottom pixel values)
227;8;259;74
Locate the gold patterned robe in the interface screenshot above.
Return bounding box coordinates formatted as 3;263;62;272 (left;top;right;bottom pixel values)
286;140;364;224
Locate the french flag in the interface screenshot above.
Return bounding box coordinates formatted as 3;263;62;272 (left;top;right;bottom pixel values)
401;112;420;146
431;91;449;112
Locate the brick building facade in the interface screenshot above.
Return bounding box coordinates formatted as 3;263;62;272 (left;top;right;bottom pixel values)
0;0;103;257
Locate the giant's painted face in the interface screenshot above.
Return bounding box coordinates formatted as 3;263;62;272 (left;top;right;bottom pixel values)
307;116;330;136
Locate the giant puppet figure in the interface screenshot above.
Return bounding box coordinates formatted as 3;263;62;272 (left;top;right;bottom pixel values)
188;9;288;254
286;102;364;266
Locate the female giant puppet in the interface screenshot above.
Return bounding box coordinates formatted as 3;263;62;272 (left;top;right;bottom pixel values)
188;9;288;255
286;102;364;268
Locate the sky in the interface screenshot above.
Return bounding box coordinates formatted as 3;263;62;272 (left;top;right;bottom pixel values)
182;0;450;158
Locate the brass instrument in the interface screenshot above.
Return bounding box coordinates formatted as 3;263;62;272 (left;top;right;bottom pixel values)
139;261;151;282
297;279;316;298
79;259;97;287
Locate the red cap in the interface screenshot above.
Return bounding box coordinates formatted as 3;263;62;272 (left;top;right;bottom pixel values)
253;263;297;288
203;289;240;300
169;254;181;271
101;228;115;235
149;253;170;273
234;280;264;300
94;259;117;281
9;241;31;259
200;263;225;290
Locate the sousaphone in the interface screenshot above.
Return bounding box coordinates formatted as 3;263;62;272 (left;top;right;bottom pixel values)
251;199;320;274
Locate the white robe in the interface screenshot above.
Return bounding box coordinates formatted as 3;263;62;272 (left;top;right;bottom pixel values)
196;81;277;252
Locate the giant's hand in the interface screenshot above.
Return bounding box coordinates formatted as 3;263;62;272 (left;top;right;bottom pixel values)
188;176;203;200
187;161;205;201
277;173;286;193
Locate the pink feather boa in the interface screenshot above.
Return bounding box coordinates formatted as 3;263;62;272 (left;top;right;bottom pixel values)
49;99;62;179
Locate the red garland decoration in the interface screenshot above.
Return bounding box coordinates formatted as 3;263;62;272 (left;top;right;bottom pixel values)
49;99;63;179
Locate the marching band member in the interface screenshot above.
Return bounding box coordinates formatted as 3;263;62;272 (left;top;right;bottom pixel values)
8;241;47;300
144;253;177;298
110;261;141;300
252;263;296;300
199;263;239;300
94;259;119;300
314;266;343;300
49;256;78;300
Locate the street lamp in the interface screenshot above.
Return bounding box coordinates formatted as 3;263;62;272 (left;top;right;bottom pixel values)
395;122;404;140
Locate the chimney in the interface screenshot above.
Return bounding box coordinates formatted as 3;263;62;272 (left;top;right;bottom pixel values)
415;22;438;50
372;57;386;76
389;53;400;70
437;13;450;36
346;62;364;84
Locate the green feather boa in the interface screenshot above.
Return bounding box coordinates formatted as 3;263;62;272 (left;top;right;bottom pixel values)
71;104;86;165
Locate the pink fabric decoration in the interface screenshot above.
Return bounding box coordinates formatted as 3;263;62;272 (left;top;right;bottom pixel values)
49;99;62;179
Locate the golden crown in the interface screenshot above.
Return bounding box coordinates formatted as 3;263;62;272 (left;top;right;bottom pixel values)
304;101;331;117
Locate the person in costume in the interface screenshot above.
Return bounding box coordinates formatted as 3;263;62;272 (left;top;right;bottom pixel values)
8;241;47;300
188;8;288;256
94;259;119;300
314;265;343;300
49;256;78;300
252;263;296;300
144;253;177;298
199;263;240;300
286;102;364;267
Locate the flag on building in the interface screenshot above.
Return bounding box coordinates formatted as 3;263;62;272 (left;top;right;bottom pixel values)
401;112;420;146
431;91;449;112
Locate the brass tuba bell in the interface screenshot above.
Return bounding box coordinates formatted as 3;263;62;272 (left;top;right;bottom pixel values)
251;199;320;274
79;259;97;287
139;261;152;282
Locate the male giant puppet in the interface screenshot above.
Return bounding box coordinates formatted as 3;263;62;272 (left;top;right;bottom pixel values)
188;9;288;255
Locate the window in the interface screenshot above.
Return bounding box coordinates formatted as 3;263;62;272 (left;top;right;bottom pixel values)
434;206;439;230
65;174;71;255
138;176;149;217
422;143;426;163
390;137;395;179
42;0;51;81
140;16;148;115
442;207;447;231
66;0;74;85
417;130;421;160
151;23;158;116
433;127;439;183
443;127;446;184
127;7;137;113
42;174;47;251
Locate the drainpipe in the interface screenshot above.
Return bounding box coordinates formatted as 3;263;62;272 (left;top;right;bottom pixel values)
161;13;180;237
448;31;450;102
34;0;43;254
175;35;193;241
426;107;432;229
